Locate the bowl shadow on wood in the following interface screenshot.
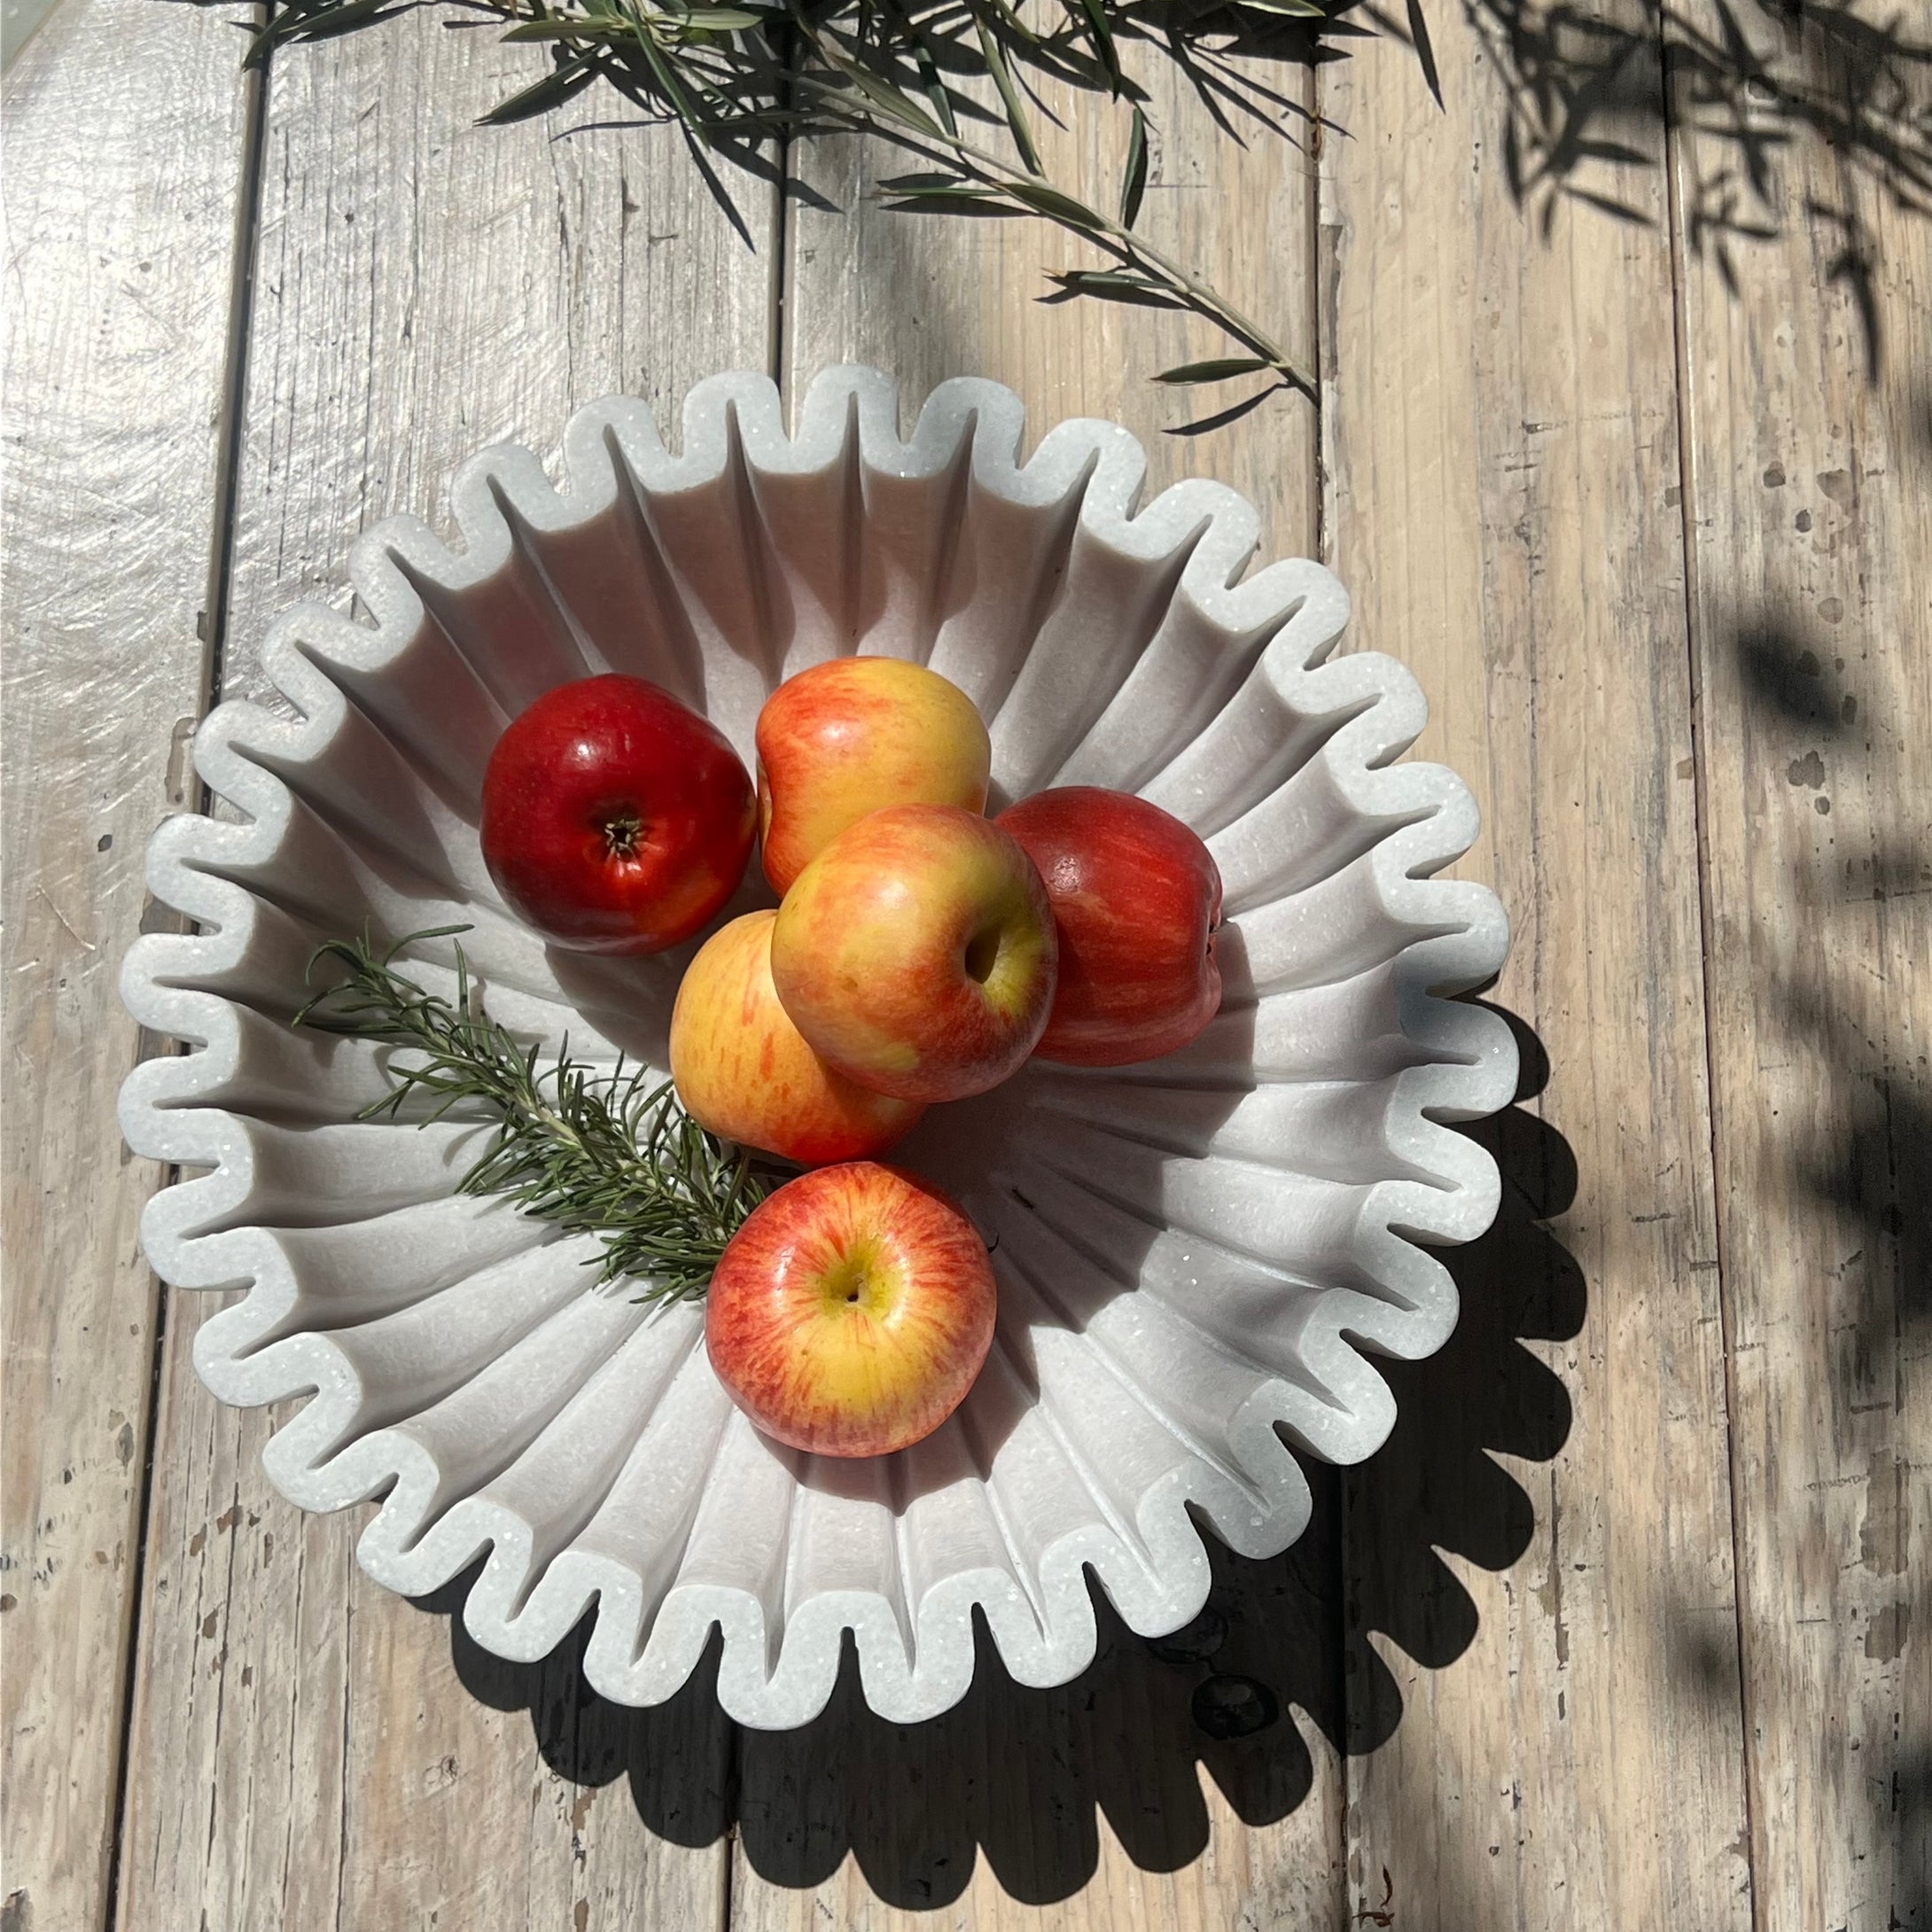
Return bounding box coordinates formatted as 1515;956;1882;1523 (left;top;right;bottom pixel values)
410;1003;1581;1910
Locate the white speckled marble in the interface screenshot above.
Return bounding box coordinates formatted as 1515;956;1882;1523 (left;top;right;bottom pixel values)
119;367;1515;1728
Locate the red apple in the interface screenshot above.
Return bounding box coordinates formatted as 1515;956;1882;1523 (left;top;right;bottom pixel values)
670;911;924;1165
705;1162;997;1457
755;656;991;894
480;674;754;954
769;805;1057;1103
996;786;1223;1066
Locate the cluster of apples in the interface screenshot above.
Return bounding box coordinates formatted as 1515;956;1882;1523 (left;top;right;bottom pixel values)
479;660;1223;1459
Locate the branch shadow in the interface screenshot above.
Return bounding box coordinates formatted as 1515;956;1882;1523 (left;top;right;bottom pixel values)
859;0;1931;384
1712;610;1929;1928
1088;0;1930;386
1726;613;1930;1344
409;998;1586;1913
1456;0;1931;378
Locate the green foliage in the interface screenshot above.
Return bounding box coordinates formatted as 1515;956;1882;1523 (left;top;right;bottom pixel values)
225;0;1322;405
295;928;769;1300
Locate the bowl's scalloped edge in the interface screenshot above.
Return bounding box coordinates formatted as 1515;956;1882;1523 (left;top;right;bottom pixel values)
117;365;1515;1728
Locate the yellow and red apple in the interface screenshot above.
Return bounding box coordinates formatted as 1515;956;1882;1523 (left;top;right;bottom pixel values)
755;656;991;894
996;785;1224;1065
705;1161;997;1457
769;805;1057;1103
669;911;924;1165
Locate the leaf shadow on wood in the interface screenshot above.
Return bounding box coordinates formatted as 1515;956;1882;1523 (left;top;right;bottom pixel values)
1889;1739;1932;1931
1105;0;1932;387
1439;0;1931;378
409;999;1585;1913
1722;611;1929;1927
1730;615;1931;1346
836;0;1932;405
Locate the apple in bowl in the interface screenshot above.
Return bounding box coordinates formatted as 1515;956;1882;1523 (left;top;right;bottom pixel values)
996;786;1223;1066
770;805;1057;1103
670;911;924;1165
480;674;755;954
756;657;991;893
705;1162;997;1458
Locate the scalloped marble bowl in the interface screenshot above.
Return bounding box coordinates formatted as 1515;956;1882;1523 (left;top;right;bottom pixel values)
119;368;1515;1729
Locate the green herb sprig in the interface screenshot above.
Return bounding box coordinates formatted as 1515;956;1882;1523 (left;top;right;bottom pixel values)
295;927;768;1301
226;0;1324;413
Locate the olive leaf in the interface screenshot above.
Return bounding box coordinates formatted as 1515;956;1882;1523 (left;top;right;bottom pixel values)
480;51;605;123
211;0;1317;422
1119;103;1149;228
1043;266;1185;308
1153;354;1279;384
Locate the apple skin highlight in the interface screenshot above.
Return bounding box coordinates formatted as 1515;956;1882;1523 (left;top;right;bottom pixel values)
670;912;925;1165
769;805;1057;1103
756;656;991;894
705;1163;998;1458
480;674;755;955
997;785;1224;1066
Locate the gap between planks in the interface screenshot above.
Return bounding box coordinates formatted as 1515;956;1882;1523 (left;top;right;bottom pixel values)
102;20;275;1930
1657;24;1763;1932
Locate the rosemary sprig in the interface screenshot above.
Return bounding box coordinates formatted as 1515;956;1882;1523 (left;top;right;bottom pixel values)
294;927;767;1301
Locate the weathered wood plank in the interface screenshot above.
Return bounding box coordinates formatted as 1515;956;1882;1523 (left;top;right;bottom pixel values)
780;28;1321;562
112;21;771;1928
1669;7;1932;1928
1319;12;1755;1930
0;4;253;1926
739;30;1344;1930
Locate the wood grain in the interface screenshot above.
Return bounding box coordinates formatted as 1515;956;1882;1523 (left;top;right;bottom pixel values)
780;23;1321;565
1669;7;1932;1928
0;4;253;1927
743;26;1345;1930
1318;13;1755;1930
19;0;1920;1922
110;19;771;1928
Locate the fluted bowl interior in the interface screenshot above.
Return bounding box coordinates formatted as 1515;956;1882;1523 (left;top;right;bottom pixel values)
119;368;1515;1729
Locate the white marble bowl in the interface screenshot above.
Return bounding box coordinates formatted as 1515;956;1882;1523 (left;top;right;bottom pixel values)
119;368;1515;1729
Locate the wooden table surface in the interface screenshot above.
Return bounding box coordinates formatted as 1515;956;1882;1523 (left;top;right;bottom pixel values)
4;2;1927;1927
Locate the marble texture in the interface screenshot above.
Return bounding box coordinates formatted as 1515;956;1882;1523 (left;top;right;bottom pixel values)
119;368;1515;1727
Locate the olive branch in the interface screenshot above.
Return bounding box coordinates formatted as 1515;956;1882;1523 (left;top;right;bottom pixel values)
222;0;1326;411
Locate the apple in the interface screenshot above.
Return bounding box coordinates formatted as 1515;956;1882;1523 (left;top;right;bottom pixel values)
996;786;1223;1065
670;911;925;1165
769;805;1057;1103
755;656;991;893
481;674;755;954
705;1161;997;1457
